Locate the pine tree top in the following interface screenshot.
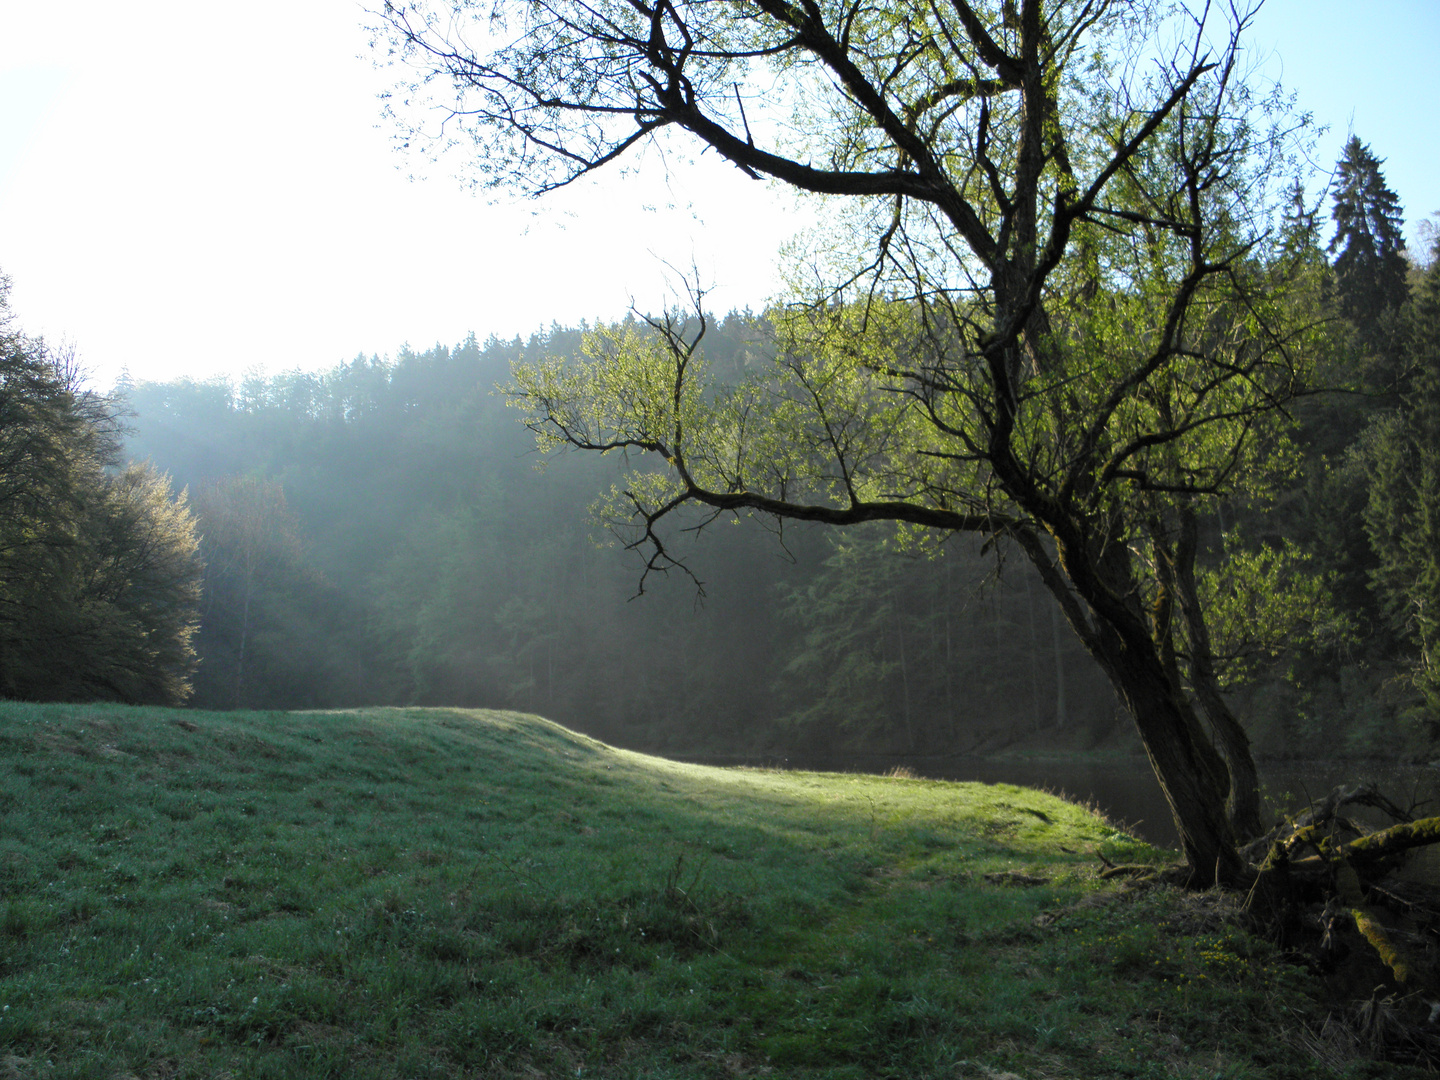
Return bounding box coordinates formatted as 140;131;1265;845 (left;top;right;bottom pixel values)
1329;136;1410;326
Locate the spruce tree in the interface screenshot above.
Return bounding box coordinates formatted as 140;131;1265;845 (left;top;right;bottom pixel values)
1328;136;1409;331
1365;241;1440;728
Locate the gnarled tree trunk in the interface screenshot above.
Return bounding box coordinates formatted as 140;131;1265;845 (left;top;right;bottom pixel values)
1015;527;1245;886
1174;508;1264;840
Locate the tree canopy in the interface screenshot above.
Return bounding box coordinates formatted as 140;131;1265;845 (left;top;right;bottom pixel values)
378;0;1326;884
0;272;202;705
1328;135;1410;335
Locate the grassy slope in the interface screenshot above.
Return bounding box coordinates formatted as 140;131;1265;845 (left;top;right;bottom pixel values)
0;702;1403;1079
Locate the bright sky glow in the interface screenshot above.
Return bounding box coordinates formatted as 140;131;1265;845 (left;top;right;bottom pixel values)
0;0;1435;389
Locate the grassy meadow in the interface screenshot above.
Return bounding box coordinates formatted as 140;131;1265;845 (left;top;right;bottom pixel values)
0;702;1410;1079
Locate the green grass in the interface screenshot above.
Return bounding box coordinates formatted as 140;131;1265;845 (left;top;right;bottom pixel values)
0;702;1411;1078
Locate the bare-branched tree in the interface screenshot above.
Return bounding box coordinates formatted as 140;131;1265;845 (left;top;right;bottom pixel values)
373;0;1330;884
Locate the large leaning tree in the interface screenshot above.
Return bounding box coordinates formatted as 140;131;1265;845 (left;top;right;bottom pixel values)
374;0;1325;885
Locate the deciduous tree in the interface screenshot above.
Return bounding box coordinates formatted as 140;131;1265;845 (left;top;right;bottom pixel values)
377;0;1321;883
0;273;202;704
191;475;309;708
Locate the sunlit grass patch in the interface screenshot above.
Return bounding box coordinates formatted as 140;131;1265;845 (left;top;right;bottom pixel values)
0;701;1413;1078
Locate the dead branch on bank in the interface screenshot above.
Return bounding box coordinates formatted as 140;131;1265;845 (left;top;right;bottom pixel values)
1234;783;1440;1066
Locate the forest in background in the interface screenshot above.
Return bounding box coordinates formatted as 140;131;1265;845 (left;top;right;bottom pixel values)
111;135;1437;764
120;316;1122;756
3;136;1435;765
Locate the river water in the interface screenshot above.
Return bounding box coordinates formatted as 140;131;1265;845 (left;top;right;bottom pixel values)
674;750;1440;879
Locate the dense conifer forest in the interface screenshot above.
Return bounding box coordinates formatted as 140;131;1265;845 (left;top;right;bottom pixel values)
119;318;1123;755
4;138;1437;766
100;139;1438;764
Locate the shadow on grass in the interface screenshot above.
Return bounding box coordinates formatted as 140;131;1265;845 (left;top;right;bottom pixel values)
0;702;1398;1079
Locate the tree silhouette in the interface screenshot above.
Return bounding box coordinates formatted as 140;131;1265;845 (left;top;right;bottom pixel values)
1328;136;1409;335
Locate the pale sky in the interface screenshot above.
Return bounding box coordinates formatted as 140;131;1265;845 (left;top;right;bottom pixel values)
1;0;1435;390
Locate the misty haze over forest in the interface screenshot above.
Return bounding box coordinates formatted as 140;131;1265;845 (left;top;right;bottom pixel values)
115;176;1440;769
10;2;1440;1071
3;132;1436;773
118;318;1123;759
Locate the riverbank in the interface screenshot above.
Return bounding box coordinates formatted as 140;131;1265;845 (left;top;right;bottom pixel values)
0;702;1421;1078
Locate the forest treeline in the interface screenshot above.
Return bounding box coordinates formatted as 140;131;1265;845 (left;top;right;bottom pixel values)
4;138;1438;762
120;317;1120;754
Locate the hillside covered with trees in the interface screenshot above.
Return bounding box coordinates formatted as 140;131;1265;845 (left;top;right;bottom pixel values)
119;316;1122;754
102;129;1438;773
1;142;1433;790
1;14;1435;867
7;0;1440;1056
